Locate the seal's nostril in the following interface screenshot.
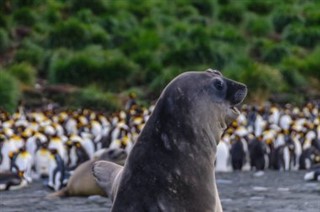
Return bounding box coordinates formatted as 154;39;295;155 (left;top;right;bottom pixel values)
235;91;242;100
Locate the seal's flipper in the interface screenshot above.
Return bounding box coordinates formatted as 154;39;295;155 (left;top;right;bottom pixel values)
45;187;69;199
92;161;123;201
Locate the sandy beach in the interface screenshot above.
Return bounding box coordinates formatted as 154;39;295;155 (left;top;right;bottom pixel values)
1;171;319;212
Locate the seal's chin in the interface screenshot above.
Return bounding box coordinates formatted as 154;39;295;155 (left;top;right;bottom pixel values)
225;106;240;126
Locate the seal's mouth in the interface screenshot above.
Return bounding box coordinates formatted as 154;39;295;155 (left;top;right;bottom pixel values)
225;105;241;126
230;106;240;115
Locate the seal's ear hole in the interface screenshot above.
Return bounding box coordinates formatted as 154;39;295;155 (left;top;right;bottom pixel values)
214;79;224;91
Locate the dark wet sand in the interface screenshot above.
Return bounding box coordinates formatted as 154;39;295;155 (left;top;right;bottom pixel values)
1;171;319;212
217;171;320;212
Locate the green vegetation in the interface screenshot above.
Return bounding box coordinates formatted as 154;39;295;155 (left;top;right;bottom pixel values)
48;46;139;91
0;72;21;113
8;62;37;86
0;29;9;53
0;0;319;112
73;86;120;111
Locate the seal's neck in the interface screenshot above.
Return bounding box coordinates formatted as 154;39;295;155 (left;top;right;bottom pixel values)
128;97;221;211
139;97;221;169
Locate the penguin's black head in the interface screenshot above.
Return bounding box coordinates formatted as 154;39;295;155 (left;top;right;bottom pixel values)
49;149;58;155
19;146;27;152
65;140;73;148
0;134;5;143
41;142;49;149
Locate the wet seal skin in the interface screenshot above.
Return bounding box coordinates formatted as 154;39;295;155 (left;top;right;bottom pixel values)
93;69;247;212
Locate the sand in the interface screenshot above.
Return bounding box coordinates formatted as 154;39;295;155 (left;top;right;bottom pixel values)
0;171;319;212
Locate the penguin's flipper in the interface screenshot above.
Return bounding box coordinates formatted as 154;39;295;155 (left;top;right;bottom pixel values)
92;160;123;201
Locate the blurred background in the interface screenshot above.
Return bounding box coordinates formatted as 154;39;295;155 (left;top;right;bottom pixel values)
0;0;320;113
1;1;320;211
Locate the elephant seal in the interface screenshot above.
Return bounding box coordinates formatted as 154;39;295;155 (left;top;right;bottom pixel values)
46;148;127;198
93;69;247;211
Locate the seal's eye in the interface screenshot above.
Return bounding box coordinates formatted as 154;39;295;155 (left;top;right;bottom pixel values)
214;80;224;91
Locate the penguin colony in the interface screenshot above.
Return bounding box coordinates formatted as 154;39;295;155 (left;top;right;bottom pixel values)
0;101;320;191
0;102;152;191
217;102;320;179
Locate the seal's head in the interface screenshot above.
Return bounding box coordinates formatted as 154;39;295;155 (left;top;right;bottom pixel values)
155;68;247;143
205;69;247;125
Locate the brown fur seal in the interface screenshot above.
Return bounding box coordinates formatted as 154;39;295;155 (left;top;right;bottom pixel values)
93;69;247;211
47;148;126;198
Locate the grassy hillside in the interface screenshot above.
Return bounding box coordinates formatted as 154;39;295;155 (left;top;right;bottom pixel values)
0;0;320;112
